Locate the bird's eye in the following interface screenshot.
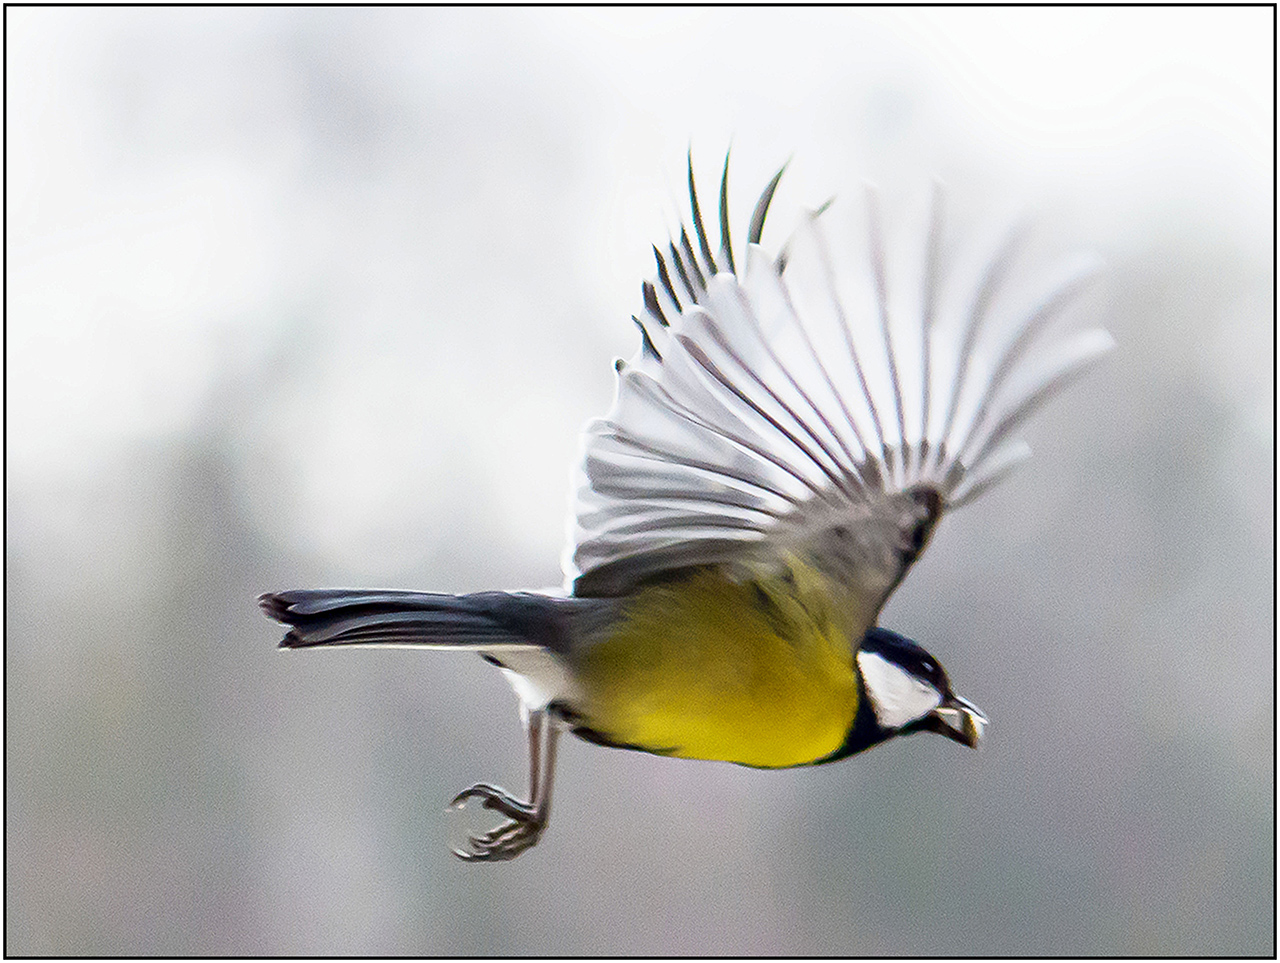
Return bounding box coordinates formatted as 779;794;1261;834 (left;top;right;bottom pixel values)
909;520;930;553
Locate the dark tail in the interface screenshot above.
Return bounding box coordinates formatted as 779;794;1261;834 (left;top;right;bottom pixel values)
260;588;585;653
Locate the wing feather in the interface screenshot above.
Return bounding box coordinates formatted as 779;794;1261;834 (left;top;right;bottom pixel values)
566;155;1111;604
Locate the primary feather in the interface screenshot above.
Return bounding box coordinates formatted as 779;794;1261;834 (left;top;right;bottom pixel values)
567;154;1113;604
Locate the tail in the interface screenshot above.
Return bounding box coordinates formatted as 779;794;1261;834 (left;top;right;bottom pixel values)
260;588;586;653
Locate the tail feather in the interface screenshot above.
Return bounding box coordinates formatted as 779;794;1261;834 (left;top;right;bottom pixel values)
260;589;584;653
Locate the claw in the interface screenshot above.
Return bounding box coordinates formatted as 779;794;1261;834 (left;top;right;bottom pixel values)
449;782;547;862
447;707;561;862
451;817;544;861
450;783;537;823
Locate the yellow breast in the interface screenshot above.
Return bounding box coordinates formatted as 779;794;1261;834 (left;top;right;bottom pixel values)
571;564;861;768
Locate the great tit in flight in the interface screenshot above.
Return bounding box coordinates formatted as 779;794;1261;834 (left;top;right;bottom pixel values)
262;153;1111;861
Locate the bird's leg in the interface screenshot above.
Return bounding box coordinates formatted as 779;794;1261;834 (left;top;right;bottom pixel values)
450;706;559;861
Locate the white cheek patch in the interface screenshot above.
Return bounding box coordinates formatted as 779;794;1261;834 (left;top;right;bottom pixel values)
857;650;943;729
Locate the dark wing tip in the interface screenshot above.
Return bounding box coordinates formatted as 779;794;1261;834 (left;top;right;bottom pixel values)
718;149;735;276
687;152;717;276
653;244;682;314
747;161;788;247
641;279;668;327
632;315;662;361
679;226;707;292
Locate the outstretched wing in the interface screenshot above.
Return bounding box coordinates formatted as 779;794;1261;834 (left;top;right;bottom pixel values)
566;154;1113;604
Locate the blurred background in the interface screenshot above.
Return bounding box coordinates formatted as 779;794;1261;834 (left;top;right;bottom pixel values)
6;7;1272;955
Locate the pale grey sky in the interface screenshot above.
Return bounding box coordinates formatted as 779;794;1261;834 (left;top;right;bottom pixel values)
8;7;1272;955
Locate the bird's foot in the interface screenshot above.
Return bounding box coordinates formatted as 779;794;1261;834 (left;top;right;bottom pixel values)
448;783;546;861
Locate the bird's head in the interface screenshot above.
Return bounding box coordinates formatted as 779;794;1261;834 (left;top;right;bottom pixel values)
854;626;987;750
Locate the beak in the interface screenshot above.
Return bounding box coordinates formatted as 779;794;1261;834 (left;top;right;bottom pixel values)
924;693;988;748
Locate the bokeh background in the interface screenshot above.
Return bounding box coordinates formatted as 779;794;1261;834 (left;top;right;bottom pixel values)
7;7;1273;955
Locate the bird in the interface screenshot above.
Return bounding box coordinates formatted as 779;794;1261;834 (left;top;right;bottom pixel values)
261;151;1113;862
